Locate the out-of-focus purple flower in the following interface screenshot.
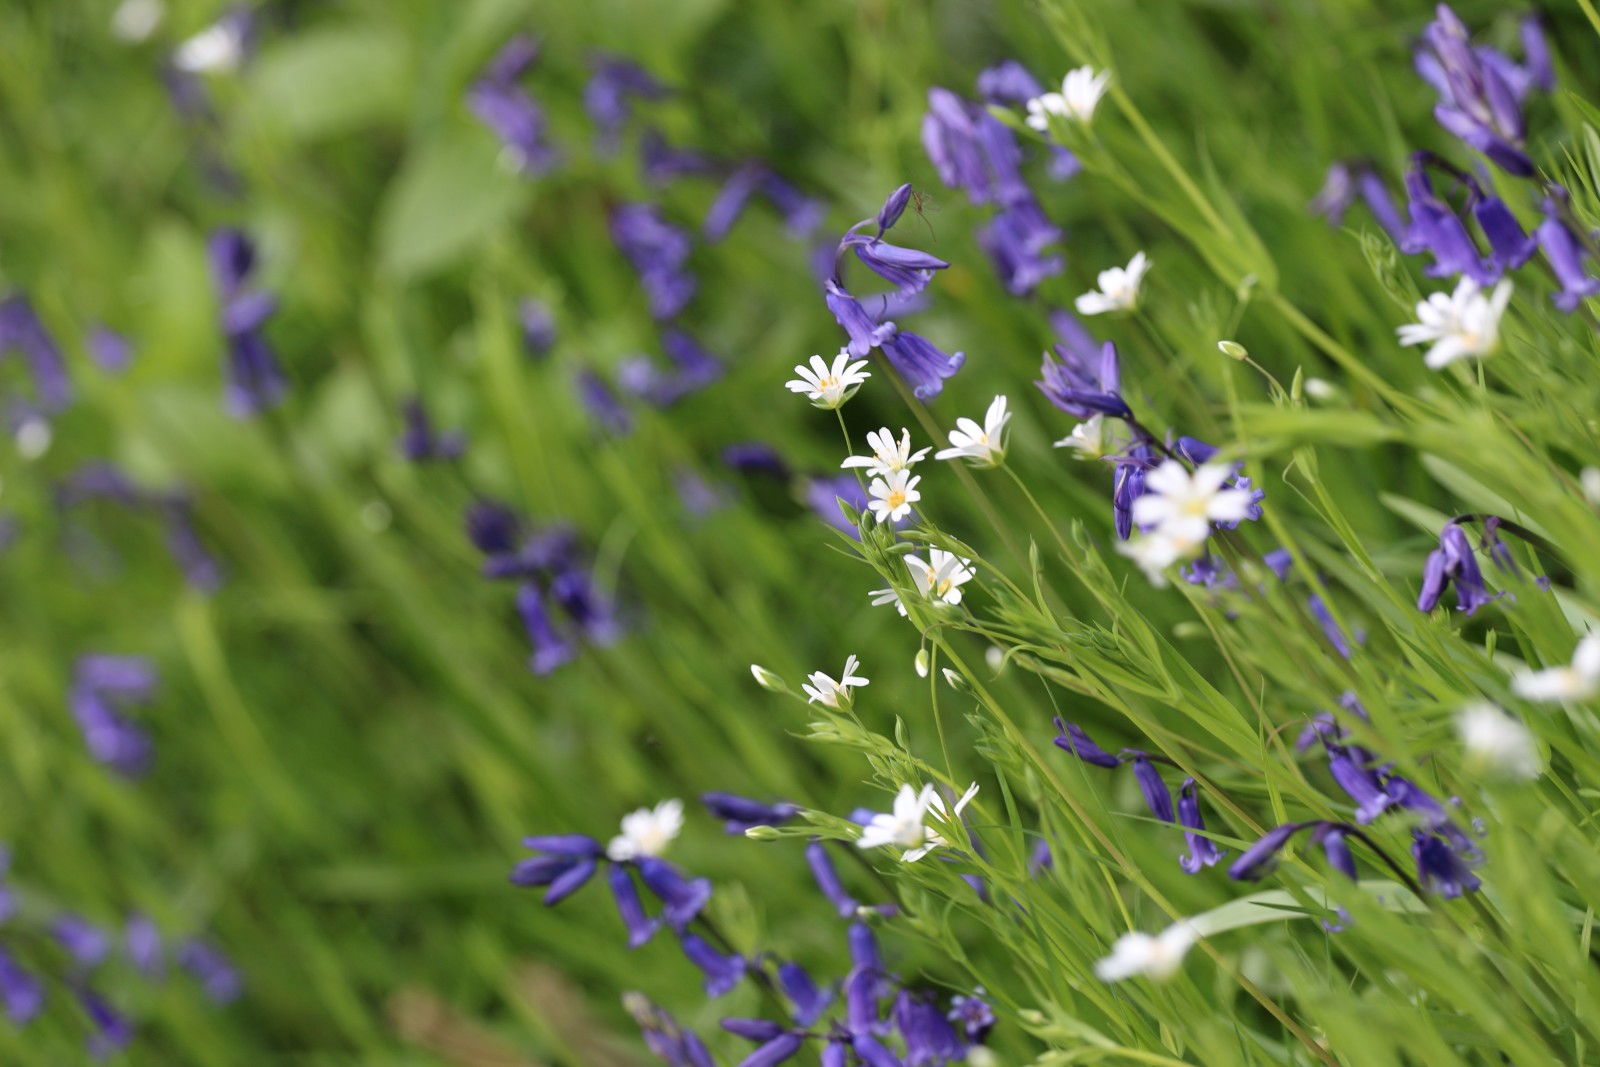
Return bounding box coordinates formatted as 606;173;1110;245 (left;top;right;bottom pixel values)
161;500;224;593
845;236;950;297
702;793;801;835
1535;195;1600;313
1028;838;1053;877
803;474;870;538
923;89;995;202
577;370;633;436
1307;594;1356;658
732;1031;804;1067
703;164;767;243
584;54;666;152
777;960;834;1026
1472;193;1537;274
0;948;42;1024
1129;757;1174;823
69;656;157;779
1412;829;1480;897
1400;160;1495;285
176;938;241;1005
550;567;623;646
610;204;697;320
1310;161;1406;241
1417;522;1493;615
722;442;791;480
1111;446;1157;541
0;295;73;418
1228;822;1306;881
1177;778;1224;873
52;914;112;969
894;990;967;1066
511;834;603;905
674;468;727;518
1263;547;1294;581
640;130;718;186
397;397;466;463
207;229;287;418
626;994;715;1067
1036;340;1130;420
468;35;557;175
977;203;1065;295
948;993;995;1045
636;857;712;931
1416;6;1540;176
79;987;134;1060
465;499;523;556
1052;717;1122;769
758;172;825;238
519;298;557;357
87;327;134;374
806;840;859;918
679;932;746;997
608;862;659;948
124;914;165;980
1327;747;1394;824
1311;823;1359;881
515;582;578;675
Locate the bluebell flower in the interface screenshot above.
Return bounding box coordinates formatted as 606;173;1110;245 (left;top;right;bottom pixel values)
1412;830;1480;898
88;326;133;374
845;965;885;1036
679;932;746;997
1326;747;1394;824
467;36;558;175
977;205;1065;295
1181;552;1236;590
1306;594;1355;659
1130;757;1174;823
722;442;792;480
1472;193;1537;274
877;327;965;402
636;857;712;930
1310;161;1406;241
550;567;623;646
805;840;859;918
161;499;225;592
703;163;766;242
1310;823;1359;882
894;990;967;1066
1416;5;1539;176
640;130;717;186
625;993;716;1067
584;54;666;151
1417;522;1493;615
1227;822;1305;881
758;172;826;238
464;499;522;557
607;862;660;948
0;948;42;1023
69;656;157;779
777;960;834;1026
577;370;634;436
948;993;995;1045
1534;196;1600;313
922;89;995;203
803;474;871;539
519;298;557;357
823;280;890;358
849;1032;904;1067
515;582;578;675
79;987;134;1059
610;204;697;320
1400;161;1494;285
702;793;802;835
1178;778;1224;873
1028;838;1053;877
845;237;950;296
0;294;73;419
511;834;604;904
1111;447;1156;541
52;915;112;969
124;914;164;980
1036;340;1130;420
397;397;466;463
726;1023;804;1067
207;229;287;417
1051;717;1121;768
176;938;241;1004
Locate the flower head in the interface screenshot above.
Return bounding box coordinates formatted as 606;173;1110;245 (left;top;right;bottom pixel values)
1026;66;1112;130
1456;702;1541;779
842;427;929;478
787;351;871;409
802;655;870;709
935;396;1011;468
1094;921;1196;983
1397;278;1512;369
857;782;979;862
867;469;921;524
1130;460;1255;543
1074;252;1150;316
904;549;974;607
1116;528;1204;587
1511;633;1600;703
607;799;684;862
1054;414;1124;459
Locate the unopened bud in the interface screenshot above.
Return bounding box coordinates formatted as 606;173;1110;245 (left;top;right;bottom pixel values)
750;664;786;692
1216;340;1248;361
942;668;971;693
914;649;930;678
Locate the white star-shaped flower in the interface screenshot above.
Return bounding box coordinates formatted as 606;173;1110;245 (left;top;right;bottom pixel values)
1075;251;1151;316
1129;460;1254;543
1510;633;1600;703
1115;529;1204;587
935;395;1012;468
857;782;980;862
1456;702;1541;780
1094;921;1198;983
606;799;683;862
1053;414;1124;459
1397;278;1512;370
787;350;871;409
801;655;869;708
842;427;930;479
867;469;921;524
1025;66;1112;130
905;549;974;607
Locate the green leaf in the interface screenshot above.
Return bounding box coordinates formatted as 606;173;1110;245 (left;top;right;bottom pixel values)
244;27;411;140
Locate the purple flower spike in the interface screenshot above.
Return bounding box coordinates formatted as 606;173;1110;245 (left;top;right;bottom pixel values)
879;328;965;400
777;960;834;1026
78;987;134;1060
806;840;859;918
702;793;802;835
519;298;557;357
1400;162;1495;285
68;658;157;780
515;583;578;675
1327;748;1394;824
510;834;602;904
1412;830;1481;898
1535;200;1600;313
850;1032;904;1067
1472;195;1537;274
636;857;712;930
878;184;914;231
176;938;242;1005
397;397;466;463
1417;522;1493;615
626;994;715;1067
804;474;871;539
467;36;557;175
1228;822;1305;881
124;914;165;980
584;54;666;151
1177;779;1224;873
847;921;882;973
0;948;42;1023
1052;718;1121;769
721;442;791;480
723;1018;787;1042
1312;824;1359;882
608;863;659;948
1036;340;1130;420
1130;756;1174;823
679;933;746;997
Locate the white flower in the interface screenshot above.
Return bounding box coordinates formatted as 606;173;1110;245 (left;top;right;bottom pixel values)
1053;414;1124;459
1094;922;1198;983
857;782;979;862
867;469;921;523
1583;466;1600;506
787;350;871;409
905;549;974;607
1456;703;1541;780
1129;460;1254;543
173;18;246;73
870;587;908;617
1510;633;1600;703
1025;66;1112;130
842;427;929;478
1397;278;1512;370
1115;529;1203;587
112;0;164;42
935;395;1012;468
606;799;684;862
14;417;51;460
1074;252;1151;316
802;654;869;708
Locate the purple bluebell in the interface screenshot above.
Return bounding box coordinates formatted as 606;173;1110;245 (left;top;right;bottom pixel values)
822;1040;849;1067
659;326;723;399
1311;824;1359;882
722;442;792;480
847;921;882;973
511;834;603;905
1112;446;1156;541
703;164;767;243
610;204;697;320
1327;747;1394;824
465;499;523;556
207;229;287;417
640;130;718;186
1412;830;1481;898
397;397;466;463
1306;594;1355;658
675;469;726;517
549;567;623;646
1416;6;1538;176
1310;161;1406;241
515;582;578;675
850;1033;904;1067
702;793;801;835
608;862;660;948
1227;822;1305;881
722;1018;787;1042
626;994;715;1067
1385;776;1480;860
1400;161;1494;285
948;993;995;1045
79;987;134;1059
806;840;859;918
777;960;833;1026
1263;547;1294;581
894;991;967;1066
824;280;892;358
68;656;157;779
577;370;633;436
803;474;871;538
1535;196;1600;313
636;857;712;930
1417;522;1493;615
125;914;164;980
0;948;41;1023
1130;757;1174;823
846;237;950;297
1177;778;1224;873
161;500;225;592
88;327;133;374
977;205;1065;295
845;965;885;1036
52;915;111;969
519;298;557;357
876;327;965;402
584;54;666;151
975;59;1080;180
725;1022;803;1067
922;89;995;203
1181;552;1236;590
0;295;72;417
478;520;579;581
1472;193;1537;274
1028;838;1053;877
1051;718;1121;768
679;932;746;997
1036;340;1130;420
1174;436;1264;528
176;938;241;1004
467;36;557;175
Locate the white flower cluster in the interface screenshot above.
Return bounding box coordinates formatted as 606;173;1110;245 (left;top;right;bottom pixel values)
1116;460;1255;585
